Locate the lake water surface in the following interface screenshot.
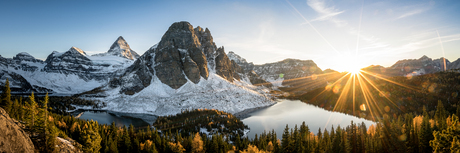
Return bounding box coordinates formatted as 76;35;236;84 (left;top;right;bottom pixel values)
242;99;375;139
74;99;374;139
73;110;154;129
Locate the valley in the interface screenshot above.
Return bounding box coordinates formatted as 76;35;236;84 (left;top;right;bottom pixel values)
1;21;460;153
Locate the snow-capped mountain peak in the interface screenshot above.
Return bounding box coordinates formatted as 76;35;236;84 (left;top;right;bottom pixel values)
98;36;140;60
69;46;86;56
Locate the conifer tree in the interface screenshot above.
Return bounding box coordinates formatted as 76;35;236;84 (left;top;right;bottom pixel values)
434;100;447;130
456;106;460;122
28;92;37;130
430;114;460;153
80;120;102;152
332;127;342;153
191;132;204;153
282;124;292;153
46;123;58;153
419;109;433;153
1;79;12;113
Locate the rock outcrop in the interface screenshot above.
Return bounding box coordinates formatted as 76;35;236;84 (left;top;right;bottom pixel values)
0;107;35;153
0;38;136;94
227;51;272;87
447;58;460;70
44;47;93;74
112;21;238;94
228;51;322;87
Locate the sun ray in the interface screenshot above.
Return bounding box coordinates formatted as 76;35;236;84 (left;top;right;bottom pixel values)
360;70;420;91
358;72;400;110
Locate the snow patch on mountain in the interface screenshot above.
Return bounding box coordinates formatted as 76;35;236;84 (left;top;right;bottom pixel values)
94;73;274;116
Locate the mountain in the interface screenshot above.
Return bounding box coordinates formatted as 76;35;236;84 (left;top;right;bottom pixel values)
447;58;460;70
227;51;273;87
0;41;136;93
361;55;451;77
93;36;140;60
89;21;274;116
228;51;323;87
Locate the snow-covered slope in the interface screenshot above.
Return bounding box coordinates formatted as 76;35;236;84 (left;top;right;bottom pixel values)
93;73;273;116
86;21;274;116
0;43;135;94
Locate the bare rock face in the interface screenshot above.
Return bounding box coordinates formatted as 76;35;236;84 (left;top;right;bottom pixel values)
0;107;35;153
448;58;460;70
215;47;234;82
227;51;273;87
43;47;93;75
111;21;242;94
155;21;209;88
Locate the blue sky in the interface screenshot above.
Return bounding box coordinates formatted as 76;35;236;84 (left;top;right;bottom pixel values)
1;0;459;72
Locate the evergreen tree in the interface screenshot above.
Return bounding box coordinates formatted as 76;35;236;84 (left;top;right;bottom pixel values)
456;106;460;120
282;124;292;153
45;123;58;153
28;92;37;130
1;79;12;113
430;115;460;153
434;100;447;130
80;120;102;152
332;127;342;153
121;126;132;152
191;132;204;153
209;135;219;153
43;93;51;151
419;109;433;153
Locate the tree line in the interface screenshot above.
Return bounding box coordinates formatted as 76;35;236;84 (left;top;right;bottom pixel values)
2;78;460;152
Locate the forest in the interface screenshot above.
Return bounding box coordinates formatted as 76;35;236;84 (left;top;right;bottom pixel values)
1;74;460;152
284;70;460;121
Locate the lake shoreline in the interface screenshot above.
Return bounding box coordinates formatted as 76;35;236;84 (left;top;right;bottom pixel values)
234;102;277;119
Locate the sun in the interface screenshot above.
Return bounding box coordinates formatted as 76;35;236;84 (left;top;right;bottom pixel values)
347;65;362;75
330;54;364;74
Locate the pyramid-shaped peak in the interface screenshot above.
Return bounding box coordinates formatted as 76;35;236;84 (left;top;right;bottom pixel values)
110;36;130;50
104;36;139;60
117;36;125;41
69;46;86;56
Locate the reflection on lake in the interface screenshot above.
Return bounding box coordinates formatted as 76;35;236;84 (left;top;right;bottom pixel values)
72;110;155;129
242;99;375;139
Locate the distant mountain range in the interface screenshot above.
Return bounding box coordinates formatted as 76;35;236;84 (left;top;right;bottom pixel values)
0;21;459;116
362;55;459;77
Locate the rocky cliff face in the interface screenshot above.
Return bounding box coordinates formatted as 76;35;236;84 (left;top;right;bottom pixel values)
228;51;322;87
112;21;238;94
447;58;460;70
0;107;35;153
227;51;271;87
0;54;51;92
0;37;136;93
44;47;93;74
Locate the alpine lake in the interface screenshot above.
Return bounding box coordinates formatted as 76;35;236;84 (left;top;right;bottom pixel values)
74;99;374;139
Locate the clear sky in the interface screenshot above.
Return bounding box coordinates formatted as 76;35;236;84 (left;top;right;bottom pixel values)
1;0;459;72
